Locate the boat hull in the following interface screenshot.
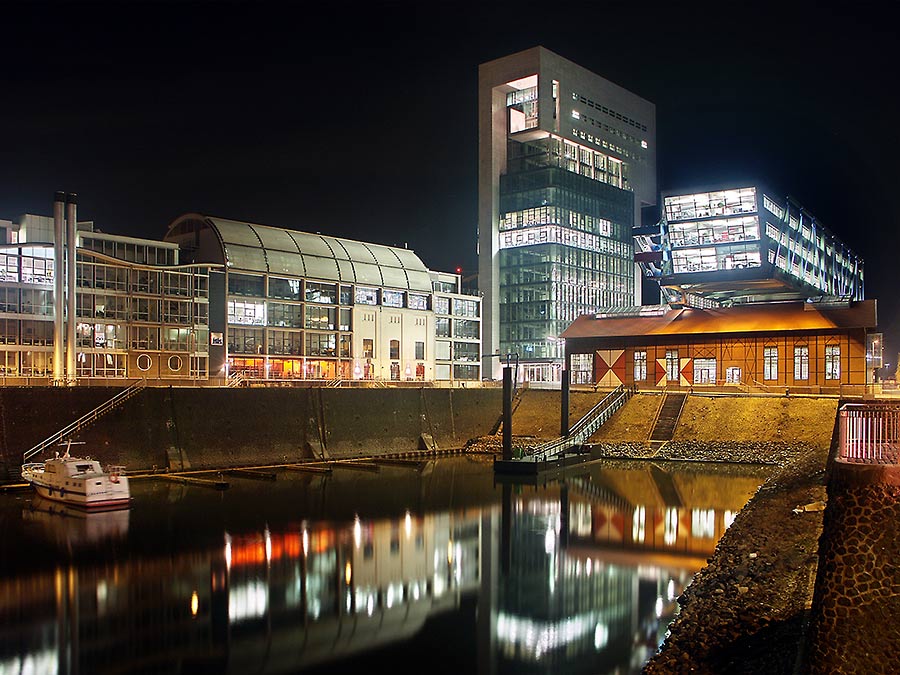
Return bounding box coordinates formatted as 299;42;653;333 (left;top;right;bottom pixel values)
28;481;132;509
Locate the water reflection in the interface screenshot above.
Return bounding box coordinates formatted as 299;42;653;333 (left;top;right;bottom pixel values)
0;457;772;674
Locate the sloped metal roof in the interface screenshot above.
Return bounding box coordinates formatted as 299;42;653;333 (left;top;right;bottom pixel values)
560;300;877;340
165;214;432;292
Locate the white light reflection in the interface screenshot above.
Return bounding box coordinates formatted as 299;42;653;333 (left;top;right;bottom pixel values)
228;580;267;622
264;528;272;563
632;506;646;543
353;516;362;549
667;579;675;601
224;533;232;570
724;509;736;529
302;528;309;557
664;507;679;546
0;650;59;675
655;596;664;618
496;611;607;661
405;510;412;539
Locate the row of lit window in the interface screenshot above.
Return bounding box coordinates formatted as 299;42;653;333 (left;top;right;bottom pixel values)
664;188;758;222
500;205;613;237
571;92;648;132
623;346;841;383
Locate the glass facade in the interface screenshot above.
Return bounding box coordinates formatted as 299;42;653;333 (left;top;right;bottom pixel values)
0;226;209;382
432;274;482;383
639;186;865;305
498;162;634;365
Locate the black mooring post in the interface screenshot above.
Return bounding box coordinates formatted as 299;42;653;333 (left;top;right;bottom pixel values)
560;368;570;437
502;365;513;461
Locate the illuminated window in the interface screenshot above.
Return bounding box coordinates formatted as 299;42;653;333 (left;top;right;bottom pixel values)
794;346;809;381
382;290;404;308
666;350;679;382
570;353;593;385
362;339;374;358
415;341;425;360
408;293;428;310
305;282;336;304
355;287;378;305
634;350;647;381
436;318;450;337
693;358;716;384
825;345;841;380
764;346;778;380
389;339;400;360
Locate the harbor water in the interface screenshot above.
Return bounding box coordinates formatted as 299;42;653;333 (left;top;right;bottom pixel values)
0;455;774;674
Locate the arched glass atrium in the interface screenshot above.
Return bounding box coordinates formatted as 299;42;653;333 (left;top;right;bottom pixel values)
165;215;480;383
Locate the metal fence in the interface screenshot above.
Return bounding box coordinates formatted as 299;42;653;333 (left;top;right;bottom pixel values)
838;403;900;464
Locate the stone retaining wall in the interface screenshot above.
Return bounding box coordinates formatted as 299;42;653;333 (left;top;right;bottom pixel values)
803;462;900;675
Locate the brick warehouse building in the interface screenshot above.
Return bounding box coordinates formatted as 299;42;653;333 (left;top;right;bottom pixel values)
560;299;876;394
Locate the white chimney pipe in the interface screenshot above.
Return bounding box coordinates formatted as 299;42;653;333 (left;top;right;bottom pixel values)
65;193;77;384
52;192;66;383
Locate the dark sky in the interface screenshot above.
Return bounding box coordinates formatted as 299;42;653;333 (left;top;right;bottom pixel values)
2;0;898;365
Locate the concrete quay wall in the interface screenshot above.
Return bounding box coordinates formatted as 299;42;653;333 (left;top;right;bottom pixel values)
0;386;503;477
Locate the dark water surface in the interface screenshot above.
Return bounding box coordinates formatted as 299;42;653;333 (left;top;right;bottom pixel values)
0;456;774;674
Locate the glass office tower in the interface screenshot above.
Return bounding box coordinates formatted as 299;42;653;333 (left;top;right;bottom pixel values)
478;47;656;382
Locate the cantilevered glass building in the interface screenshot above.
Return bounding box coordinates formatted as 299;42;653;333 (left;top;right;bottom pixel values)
634;185;864;307
478;46;656;382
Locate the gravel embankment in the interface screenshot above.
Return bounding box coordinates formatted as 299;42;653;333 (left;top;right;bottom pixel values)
641;443;830;674
466;433;831;674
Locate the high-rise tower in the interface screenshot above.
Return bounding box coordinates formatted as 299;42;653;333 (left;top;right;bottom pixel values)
477;46;656;381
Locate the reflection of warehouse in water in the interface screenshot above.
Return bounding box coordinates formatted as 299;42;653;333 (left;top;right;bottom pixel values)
0;463;763;673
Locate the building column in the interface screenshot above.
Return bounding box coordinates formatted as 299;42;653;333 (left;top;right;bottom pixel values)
52;192;66;384
65;193;78;385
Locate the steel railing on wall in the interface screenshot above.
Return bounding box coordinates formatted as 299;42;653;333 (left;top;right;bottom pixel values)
22;379;147;462
838;403;900;464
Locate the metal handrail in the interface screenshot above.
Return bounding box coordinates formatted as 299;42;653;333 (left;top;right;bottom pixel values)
22;379;147;462
838;403;900;464
522;384;634;461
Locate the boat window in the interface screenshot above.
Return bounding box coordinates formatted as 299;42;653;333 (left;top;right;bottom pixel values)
76;464;92;472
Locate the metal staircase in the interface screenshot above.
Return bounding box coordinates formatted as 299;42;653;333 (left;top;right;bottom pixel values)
649;392;688;442
521;384;636;461
22;379;147;462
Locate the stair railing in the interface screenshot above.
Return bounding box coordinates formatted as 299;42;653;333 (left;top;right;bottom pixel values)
22;379;147;462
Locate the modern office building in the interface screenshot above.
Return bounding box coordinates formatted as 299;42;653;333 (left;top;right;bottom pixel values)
0;194;211;385
164;214;481;384
478;46;656;382
1;198;481;387
634;184;864;307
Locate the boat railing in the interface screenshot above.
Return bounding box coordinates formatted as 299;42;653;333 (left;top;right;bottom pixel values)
22;379;147;462
21;462;45;472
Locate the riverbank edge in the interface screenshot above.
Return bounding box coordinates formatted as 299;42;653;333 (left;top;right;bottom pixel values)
640;441;832;674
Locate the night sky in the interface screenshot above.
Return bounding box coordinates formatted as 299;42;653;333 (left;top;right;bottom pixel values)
2;0;898;366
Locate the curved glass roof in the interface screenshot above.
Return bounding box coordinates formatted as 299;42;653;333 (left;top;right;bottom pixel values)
166;215;433;292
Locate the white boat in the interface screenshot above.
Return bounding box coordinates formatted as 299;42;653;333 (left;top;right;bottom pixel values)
21;443;132;510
